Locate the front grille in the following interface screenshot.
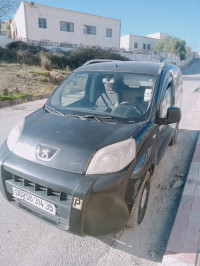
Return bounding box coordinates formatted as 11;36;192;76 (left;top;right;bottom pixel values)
3;170;73;228
13;175;69;202
1;159;77;231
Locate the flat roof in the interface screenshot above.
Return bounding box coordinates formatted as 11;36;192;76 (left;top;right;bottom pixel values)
22;1;121;22
121;34;159;41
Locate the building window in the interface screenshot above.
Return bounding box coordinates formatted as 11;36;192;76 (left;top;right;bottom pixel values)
147;44;151;50
143;43;146;49
60;21;74;32
106;28;112;37
38;18;47;29
83;25;96;35
134;42;138;48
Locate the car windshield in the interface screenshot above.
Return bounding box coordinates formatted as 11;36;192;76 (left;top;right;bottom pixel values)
48;71;157;122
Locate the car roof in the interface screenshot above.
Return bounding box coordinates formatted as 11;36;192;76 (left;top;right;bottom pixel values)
75;60;164;75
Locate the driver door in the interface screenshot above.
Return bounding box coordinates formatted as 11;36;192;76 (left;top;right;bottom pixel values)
157;76;175;162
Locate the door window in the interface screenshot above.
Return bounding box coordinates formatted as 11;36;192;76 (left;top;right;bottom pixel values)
160;83;172;118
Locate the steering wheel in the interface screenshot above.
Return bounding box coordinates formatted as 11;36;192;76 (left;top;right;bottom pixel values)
115;102;142;115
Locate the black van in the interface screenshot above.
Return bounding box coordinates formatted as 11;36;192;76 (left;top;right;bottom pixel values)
0;60;182;236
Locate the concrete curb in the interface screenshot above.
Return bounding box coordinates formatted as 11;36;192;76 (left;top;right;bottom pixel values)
162;134;200;266
0;94;50;108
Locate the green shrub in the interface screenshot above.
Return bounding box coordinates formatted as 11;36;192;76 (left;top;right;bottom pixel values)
153;37;187;60
7;41;46;54
17;50;40;65
1;49;18;63
3;41;129;69
49;54;69;69
66;47;128;70
0;47;5;59
7;41;27;50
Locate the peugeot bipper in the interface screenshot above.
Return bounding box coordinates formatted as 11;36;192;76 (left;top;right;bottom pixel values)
0;60;182;236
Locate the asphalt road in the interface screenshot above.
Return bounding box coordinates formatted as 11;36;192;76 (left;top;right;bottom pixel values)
0;60;200;266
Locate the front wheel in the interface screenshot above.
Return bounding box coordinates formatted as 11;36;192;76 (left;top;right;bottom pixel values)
127;171;151;228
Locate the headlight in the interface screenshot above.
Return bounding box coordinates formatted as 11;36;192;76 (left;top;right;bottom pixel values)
86;138;136;175
7;119;25;151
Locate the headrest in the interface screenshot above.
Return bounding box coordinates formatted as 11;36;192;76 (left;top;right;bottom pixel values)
102;77;114;84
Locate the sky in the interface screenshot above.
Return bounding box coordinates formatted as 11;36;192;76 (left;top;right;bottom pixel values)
11;0;200;51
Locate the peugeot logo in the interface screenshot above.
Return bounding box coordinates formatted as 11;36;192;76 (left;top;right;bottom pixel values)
36;145;59;161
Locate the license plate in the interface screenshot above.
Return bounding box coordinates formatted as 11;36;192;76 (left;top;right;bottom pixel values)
13;187;56;215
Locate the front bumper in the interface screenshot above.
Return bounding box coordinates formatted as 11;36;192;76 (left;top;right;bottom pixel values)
0;142;130;236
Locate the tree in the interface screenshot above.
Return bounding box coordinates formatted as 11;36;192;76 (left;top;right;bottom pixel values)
153;36;187;60
185;46;192;57
0;0;20;21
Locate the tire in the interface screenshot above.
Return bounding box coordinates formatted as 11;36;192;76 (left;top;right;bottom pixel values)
169;123;179;146
127;171;151;228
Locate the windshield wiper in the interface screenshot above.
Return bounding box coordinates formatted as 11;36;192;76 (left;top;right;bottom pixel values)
44;105;65;116
66;114;102;122
66;114;87;120
66;114;114;123
83;115;103;122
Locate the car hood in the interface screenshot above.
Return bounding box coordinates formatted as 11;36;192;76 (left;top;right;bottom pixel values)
13;108;142;174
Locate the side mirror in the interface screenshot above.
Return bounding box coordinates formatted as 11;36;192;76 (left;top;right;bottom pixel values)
157;107;181;125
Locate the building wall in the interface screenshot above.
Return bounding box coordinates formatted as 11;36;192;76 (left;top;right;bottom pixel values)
11;2;27;40
120;50;197;70
0;22;13;47
120;35;130;50
146;32;169;40
11;1;121;49
0;22;7;36
120;34;158;51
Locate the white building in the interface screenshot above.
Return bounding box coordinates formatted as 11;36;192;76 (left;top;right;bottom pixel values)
0;21;14;48
120;32;170;52
11;1;121;49
0;22;8;37
146;32;170;40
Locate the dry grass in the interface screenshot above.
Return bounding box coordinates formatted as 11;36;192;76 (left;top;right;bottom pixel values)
0;63;67;101
40;53;52;70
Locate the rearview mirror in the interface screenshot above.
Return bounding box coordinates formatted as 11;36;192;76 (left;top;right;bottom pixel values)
157;107;181;125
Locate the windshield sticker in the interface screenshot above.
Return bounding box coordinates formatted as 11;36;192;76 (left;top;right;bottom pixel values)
144;89;152;102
